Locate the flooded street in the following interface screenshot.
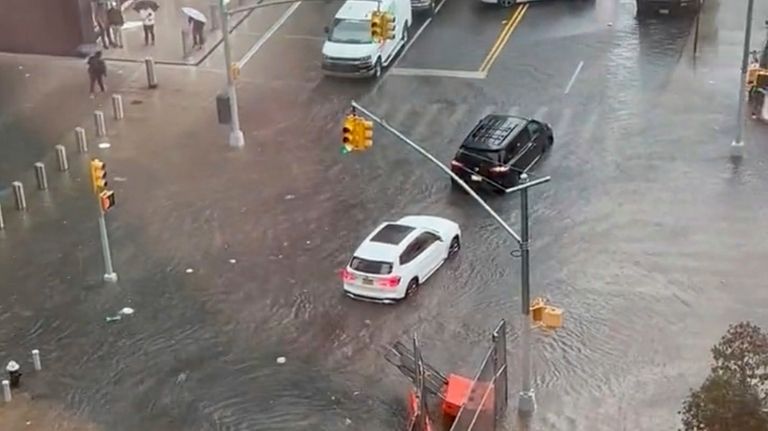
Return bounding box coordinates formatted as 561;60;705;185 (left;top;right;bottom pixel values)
1;0;768;429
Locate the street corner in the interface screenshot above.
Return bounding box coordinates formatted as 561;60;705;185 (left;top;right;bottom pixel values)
392;0;529;78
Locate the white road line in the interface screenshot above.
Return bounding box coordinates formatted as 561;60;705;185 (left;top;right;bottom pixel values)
533;106;549;120
554;106;572;136
479;105;498;120
506;106;520;116
236;2;301;68
389;68;487;79
564;60;584;95
445;104;471;127
411;103;442;137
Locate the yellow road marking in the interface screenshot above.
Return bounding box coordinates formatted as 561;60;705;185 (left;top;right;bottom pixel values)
478;3;528;74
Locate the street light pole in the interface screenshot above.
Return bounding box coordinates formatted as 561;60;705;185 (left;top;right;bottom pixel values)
350;100;550;417
731;0;755;155
220;0;245;148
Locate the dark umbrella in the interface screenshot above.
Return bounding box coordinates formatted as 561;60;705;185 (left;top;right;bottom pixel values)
132;0;159;11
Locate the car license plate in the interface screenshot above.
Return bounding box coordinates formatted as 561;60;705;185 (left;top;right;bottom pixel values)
362;277;373;286
471;174;482;182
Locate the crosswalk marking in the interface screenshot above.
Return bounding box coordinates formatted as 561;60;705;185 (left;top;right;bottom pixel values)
554;107;573;137
506;106;520;116
533;106;549;121
389;68;488;80
410;103;442;138
445;103;471;128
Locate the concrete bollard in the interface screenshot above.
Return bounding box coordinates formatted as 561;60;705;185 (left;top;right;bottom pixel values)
94;111;107;137
34;162;48;190
0;203;4;230
145;57;158;89
75;127;88;153
55;145;69;171
181;29;192;58
31;350;41;371
112;94;124;120
2;380;9;402
12;181;26;211
209;4;220;31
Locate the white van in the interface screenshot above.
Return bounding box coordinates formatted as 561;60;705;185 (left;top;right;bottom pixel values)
322;0;412;78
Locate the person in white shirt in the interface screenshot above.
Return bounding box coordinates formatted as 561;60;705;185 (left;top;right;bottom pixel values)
140;8;156;46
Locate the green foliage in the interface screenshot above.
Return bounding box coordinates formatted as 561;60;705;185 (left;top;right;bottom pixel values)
680;322;768;431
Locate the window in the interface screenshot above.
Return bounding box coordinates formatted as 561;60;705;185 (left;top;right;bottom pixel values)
400;238;426;266
526;121;542;137
327;19;373;44
370;224;416;245
350;257;393;275
419;232;441;248
514;128;532;148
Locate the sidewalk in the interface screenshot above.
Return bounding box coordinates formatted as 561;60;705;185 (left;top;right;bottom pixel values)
101;0;255;65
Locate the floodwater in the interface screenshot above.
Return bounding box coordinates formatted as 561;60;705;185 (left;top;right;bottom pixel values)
2;0;768;430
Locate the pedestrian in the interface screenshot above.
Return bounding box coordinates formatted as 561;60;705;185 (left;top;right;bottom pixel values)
107;1;125;48
140;8;156;46
87;51;108;98
189;17;205;49
93;1;114;49
5;361;21;389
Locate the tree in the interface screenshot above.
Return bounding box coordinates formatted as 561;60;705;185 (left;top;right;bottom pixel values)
680;322;768;431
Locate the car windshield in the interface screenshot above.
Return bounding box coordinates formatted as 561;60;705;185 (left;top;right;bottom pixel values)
328;18;372;44
350;257;392;275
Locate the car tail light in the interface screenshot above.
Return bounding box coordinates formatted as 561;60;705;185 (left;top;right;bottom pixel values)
340;268;356;283
489;165;510;173
450;160;463;168
377;276;401;289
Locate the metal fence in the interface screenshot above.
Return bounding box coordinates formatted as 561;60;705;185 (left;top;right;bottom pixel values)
449;320;508;431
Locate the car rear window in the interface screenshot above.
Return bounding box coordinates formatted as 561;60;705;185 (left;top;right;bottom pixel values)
350;257;393;275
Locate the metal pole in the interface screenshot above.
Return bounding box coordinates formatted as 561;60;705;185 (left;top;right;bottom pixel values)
732;0;755;153
98;207;118;283
181;28;192;57
94;110;107;137
12;181;26;211
111;94;124;120
2;380;10;402
34;162;48;190
144;57;158;89
75;127;88;152
0;203;4;230
518;172;535;416
220;0;245;148
31;350;41;371
693;0;701;58
55;145;69;171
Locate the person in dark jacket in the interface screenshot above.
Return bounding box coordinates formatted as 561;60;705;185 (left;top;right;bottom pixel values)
87;51;108;98
107;2;125;48
189;17;206;49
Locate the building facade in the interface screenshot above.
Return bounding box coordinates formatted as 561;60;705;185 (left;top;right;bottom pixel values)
0;0;97;56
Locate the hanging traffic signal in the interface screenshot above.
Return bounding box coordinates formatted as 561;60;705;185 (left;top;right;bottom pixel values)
342;114;358;153
359;118;373;149
90;158;107;195
99;190;116;212
381;12;396;40
370;11;383;42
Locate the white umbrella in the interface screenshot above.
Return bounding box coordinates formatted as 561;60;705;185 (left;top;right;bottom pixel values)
181;7;207;23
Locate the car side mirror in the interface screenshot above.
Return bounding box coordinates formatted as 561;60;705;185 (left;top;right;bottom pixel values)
324;26;330;34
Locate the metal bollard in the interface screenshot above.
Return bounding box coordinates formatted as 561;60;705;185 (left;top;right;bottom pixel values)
0;203;4;230
31;350;41;371
181;29;192;58
12;181;26;211
34;162;48;190
209;4;220;31
2;380;9;402
94;111;107;137
55;145;69;171
75;127;88;152
112;94;124;120
145;57;158;89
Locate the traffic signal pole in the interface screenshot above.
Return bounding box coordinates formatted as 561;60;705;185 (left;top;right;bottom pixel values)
350;100;550;417
220;0;245;148
97;205;118;283
731;0;755;156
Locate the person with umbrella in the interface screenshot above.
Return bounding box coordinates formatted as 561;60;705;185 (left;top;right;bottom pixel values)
183;8;207;50
133;1;160;46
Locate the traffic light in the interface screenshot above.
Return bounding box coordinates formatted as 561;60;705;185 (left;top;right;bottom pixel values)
90;158;107;195
99;190;116;212
370;11;383;42
381;12;396;40
359;118;373;149
342;114;358;153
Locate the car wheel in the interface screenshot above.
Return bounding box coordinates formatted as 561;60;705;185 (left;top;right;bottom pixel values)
448;236;461;258
500;0;515;7
543;137;553;153
405;278;419;298
373;59;382;79
403;22;410;43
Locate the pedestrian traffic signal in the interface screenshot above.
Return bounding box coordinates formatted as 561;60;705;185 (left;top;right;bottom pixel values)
90;158;107;195
99;190;116;212
359;118;374;149
342;114;358;153
380;12;395;40
370;11;383;42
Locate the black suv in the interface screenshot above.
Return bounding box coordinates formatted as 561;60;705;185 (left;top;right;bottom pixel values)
450;114;553;191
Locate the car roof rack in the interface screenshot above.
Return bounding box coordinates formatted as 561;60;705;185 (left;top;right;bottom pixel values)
467;115;524;149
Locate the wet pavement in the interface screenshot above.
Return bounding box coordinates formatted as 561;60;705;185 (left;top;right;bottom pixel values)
2;0;768;429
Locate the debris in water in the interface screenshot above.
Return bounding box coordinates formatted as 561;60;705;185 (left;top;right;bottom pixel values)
98;142;111;149
284;194;296;200
345;418;352;426
276;356;286;364
176;372;188;384
229;258;237;264
113;177;127;182
106;315;122;323
118;307;134;316
185;268;194;274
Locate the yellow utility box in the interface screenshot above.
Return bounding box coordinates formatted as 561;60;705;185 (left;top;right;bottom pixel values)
530;297;546;323
542;306;563;329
